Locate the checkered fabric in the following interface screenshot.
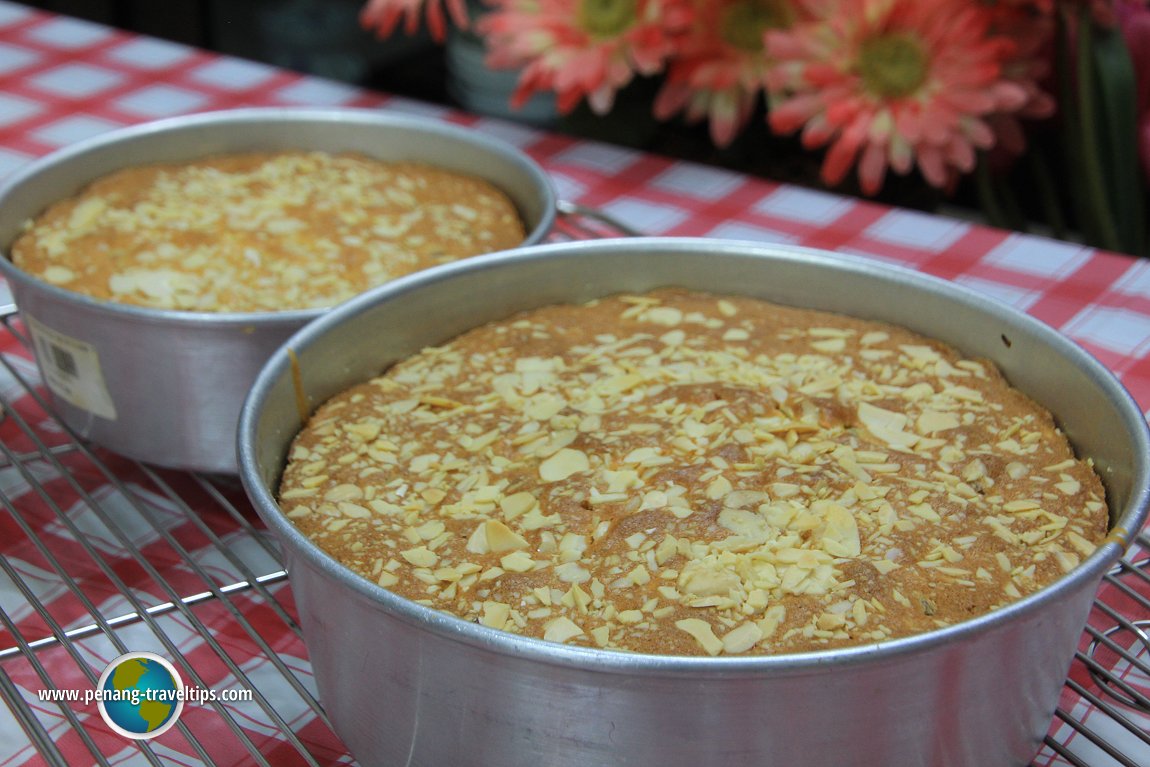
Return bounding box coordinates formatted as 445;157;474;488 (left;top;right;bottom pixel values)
0;2;1147;765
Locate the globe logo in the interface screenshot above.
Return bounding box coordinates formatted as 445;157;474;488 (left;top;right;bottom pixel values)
96;652;184;740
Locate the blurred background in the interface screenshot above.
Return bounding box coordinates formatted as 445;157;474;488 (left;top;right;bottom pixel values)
11;0;848;206
16;0;445;98
17;1;1148;256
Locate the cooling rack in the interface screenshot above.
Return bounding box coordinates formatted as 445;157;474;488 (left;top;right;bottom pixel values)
0;208;1148;766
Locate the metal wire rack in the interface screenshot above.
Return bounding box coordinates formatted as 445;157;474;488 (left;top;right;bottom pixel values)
0;207;1148;766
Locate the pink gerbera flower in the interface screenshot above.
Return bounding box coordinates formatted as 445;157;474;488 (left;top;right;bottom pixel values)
764;0;1030;194
654;1;805;147
360;0;470;42
479;0;692;115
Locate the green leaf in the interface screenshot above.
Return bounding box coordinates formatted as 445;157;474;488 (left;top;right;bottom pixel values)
1087;21;1146;255
1055;9;1098;246
1074;7;1125;253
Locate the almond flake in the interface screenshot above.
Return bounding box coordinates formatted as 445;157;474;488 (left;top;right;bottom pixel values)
484;520;529;552
811;338;846;354
644;306;683;326
499;551;536;572
539;448;589;482
1055;479;1081;496
400;547;438;568
916;410;960;434
500;491;538;519
721;622;764;654
544;616;585;643
857;402;919;448
675;618;724;656
481;601;511;630
816;500;861;558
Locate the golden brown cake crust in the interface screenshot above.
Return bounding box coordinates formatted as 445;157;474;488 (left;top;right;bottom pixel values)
11;151;525;312
279;289;1109;656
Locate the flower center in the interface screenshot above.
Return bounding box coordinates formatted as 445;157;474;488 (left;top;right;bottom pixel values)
721;0;794;53
857;34;929;99
578;0;638;39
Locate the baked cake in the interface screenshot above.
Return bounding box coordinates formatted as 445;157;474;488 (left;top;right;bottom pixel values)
11;151;525;312
278;289;1109;656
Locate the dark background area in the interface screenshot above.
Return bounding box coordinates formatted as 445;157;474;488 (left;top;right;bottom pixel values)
18;0;449;100
15;0;955;214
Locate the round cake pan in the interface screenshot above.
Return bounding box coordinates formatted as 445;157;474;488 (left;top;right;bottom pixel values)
0;107;556;474
238;238;1150;766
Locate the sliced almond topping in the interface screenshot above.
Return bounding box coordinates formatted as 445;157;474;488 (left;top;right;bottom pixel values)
816;500;861;558
643;306;683;326
543;616;585;643
675;618;724;656
1065;531;1098;557
724;490;770;509
916;410;960;434
722;328;750;341
901;383;935;401
1054;550;1080;573
480;601;511;630
679;565;741;599
500;491;537;519
324;483;364;502
857;402;919;448
465;524;491;555
706;475;733;500
1005;462;1029;480
370;499;403;516
539;448;590;482
770;482;801;498
338;501;371;519
722;622;764;654
1055;479;1081;496
400;547;438;568
43;265;76;284
345;421;382;442
561;584;592;612
500;551;536;572
1003;499;1042;512
811;337;846;354
558;533;588;563
555;561;592;583
484;520;529;552
817;611;847;631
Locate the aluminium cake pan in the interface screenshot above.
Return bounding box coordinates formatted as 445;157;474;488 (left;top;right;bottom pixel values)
0;106;556;474
238;237;1150;766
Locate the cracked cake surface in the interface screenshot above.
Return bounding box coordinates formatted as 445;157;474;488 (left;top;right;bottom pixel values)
278;288;1108;656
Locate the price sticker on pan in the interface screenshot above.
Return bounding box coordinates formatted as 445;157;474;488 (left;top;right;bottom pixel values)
26;314;118;421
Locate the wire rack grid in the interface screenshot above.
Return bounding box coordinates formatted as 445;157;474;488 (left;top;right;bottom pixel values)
0;209;1148;766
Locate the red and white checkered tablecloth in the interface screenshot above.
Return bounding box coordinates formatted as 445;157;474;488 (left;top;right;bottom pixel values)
0;2;1147;765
